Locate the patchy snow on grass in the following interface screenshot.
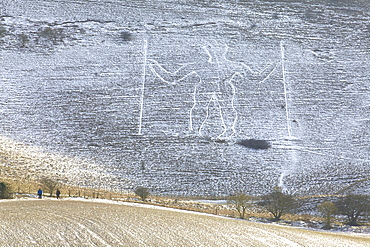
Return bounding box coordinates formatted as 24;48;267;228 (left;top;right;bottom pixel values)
0;135;120;188
0;198;369;246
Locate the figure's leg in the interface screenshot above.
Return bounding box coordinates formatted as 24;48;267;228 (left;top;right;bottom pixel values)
189;85;210;136
217;102;237;139
217;81;238;139
189;85;197;132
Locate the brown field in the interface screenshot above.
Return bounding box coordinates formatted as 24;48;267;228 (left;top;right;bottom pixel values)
0;198;369;247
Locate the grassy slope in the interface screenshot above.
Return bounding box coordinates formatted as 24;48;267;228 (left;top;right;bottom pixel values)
0;135;116;191
0;199;369;247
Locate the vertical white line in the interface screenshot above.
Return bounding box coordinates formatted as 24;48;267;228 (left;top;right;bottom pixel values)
189;84;197;131
229;73;239;137
199;95;214;136
281;41;291;138
138;39;148;135
216;96;227;139
278;171;288;192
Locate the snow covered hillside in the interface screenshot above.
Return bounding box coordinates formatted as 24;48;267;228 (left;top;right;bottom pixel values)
0;0;369;196
0;198;369;246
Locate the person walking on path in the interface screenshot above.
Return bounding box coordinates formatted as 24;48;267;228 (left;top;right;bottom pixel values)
37;189;42;199
56;189;61;199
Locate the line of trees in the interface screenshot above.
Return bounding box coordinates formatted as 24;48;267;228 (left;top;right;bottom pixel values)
0;178;60;199
227;187;298;221
228;187;370;227
0;179;151;201
2;180;369;228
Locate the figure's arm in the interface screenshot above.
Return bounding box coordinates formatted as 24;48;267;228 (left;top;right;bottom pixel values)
148;59;196;84
239;62;279;83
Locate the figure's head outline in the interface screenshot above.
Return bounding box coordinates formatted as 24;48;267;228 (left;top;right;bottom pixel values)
202;41;229;63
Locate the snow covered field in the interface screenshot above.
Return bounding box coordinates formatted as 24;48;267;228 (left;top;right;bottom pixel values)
0;198;369;246
0;0;369;196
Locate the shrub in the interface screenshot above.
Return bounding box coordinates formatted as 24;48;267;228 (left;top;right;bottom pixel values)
41;178;59;197
119;31;132;42
134;187;150;201
0;25;7;37
0;182;12;199
318;201;338;229
335;194;370;226
38;26;65;44
18;33;29;48
227;192;253;219
259;187;297;221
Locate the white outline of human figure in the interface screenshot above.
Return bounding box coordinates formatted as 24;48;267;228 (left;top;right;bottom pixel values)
148;43;276;140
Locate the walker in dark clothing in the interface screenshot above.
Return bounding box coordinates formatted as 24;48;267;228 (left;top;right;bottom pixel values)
56;189;61;199
37;189;42;199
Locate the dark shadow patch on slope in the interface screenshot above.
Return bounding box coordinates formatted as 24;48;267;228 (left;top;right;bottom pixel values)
236;139;271;150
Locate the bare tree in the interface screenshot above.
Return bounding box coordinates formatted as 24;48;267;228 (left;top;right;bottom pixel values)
336;194;370;226
41;178;59;197
134;187;150;201
318;201;338;229
259;187;298;221
227;192;253;219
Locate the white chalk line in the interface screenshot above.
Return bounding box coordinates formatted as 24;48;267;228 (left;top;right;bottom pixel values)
146;42;288;140
198;93;215;137
148;59;197;85
280;41;292;138
138;39;148;135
